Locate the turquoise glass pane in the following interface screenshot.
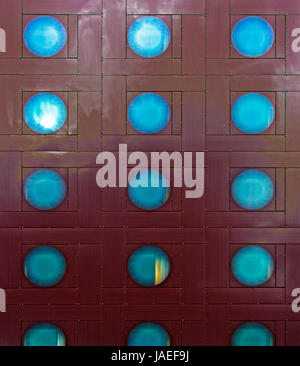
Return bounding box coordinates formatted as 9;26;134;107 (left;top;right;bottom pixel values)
232;246;274;286
128;93;170;134
232;323;274;346
24;169;67;210
232;93;274;134
23;323;66;346
231;169;274;210
24;246;66;287
24;93;67;134
128;16;170;57
128;323;170;346
128;169;170;210
128;246;170;287
232;16;274;57
24;16;67;57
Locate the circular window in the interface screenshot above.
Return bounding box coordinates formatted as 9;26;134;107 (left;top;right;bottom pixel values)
128;246;170;287
24;93;67;134
24;16;67;57
232;323;274;346
231;246;274;286
128;16;170;57
23;323;66;346
232;17;274;57
24;169;67;210
128;323;170;346
128;93;170;134
128;169;170;210
231;169;274;210
24;246;67;287
232;93;274;134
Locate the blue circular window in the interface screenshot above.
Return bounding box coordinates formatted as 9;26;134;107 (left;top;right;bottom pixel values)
24;169;67;210
128;246;170;287
128;93;170;134
128;169;170;210
232;16;274;57
128;323;170;346
128;16;170;57
231;169;274;210
232;93;274;134
24;246;67;287
232;246;274;286
232;323;274;346
24;16;67;57
24;93;67;134
23;323;66;346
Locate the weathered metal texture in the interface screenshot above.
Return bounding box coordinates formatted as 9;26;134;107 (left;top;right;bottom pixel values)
0;0;300;346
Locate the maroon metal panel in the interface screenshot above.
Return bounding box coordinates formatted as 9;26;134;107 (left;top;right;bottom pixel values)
0;0;300;346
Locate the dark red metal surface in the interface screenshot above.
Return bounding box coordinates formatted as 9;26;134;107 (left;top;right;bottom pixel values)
1;0;300;346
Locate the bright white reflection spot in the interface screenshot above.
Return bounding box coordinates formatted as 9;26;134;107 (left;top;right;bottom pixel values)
136;25;161;49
